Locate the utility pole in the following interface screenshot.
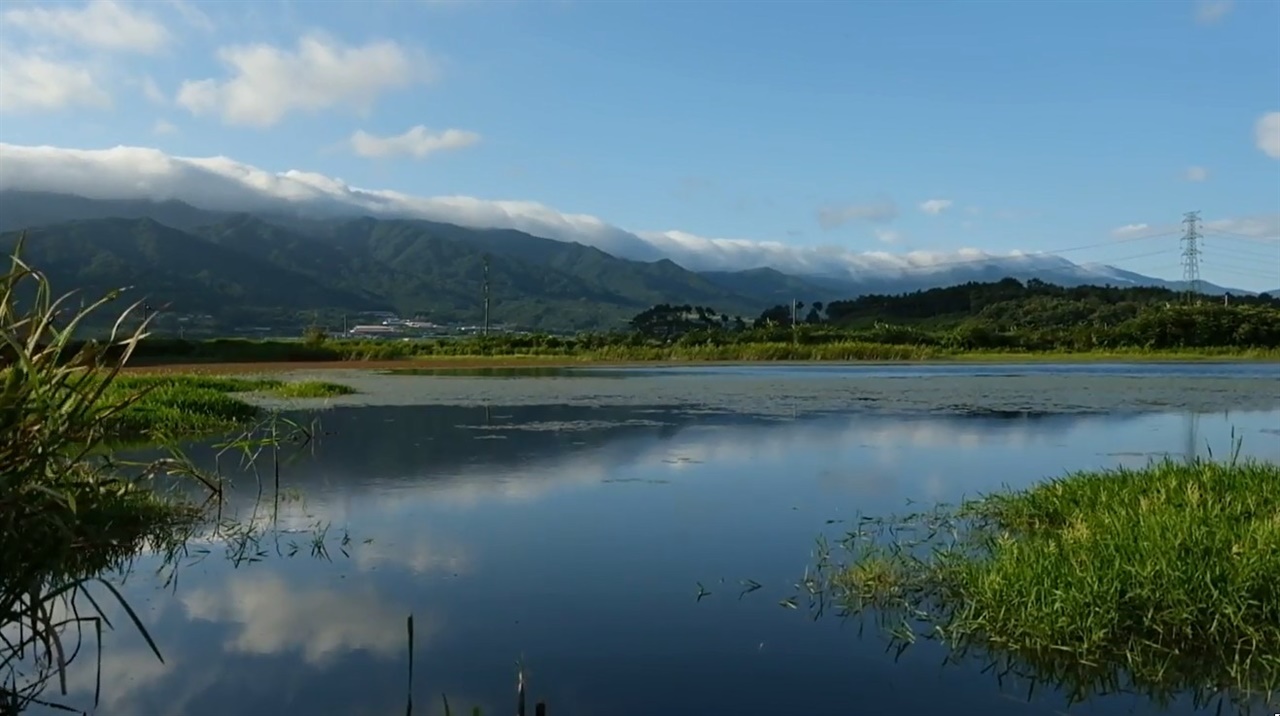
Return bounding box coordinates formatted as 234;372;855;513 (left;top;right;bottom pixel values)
1181;210;1202;304
791;298;798;346
482;253;491;336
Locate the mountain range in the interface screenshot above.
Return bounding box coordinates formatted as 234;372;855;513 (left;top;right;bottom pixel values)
0;190;1254;332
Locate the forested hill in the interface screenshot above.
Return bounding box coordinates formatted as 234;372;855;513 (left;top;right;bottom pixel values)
814;278;1278;328
631;278;1280;351
0;214;773;332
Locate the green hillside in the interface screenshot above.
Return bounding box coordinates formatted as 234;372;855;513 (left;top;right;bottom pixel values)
0;218;384;318
0;213;769;333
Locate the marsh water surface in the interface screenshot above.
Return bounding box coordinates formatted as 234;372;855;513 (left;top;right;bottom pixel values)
44;364;1280;715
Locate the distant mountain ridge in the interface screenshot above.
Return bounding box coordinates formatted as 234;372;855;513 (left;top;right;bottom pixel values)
0;190;1254;332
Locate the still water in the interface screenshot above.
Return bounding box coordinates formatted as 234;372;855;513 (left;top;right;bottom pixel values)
43;368;1280;715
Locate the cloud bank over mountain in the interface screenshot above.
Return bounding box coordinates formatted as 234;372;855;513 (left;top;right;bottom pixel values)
0;142;1103;279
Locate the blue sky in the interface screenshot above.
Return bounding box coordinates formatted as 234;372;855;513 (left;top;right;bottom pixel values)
0;0;1277;289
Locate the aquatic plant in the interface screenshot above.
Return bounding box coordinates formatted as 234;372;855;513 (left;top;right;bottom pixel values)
786;450;1280;712
0;241;203;712
0;243;341;713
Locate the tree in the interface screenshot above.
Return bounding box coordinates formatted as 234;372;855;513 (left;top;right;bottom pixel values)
805;301;824;324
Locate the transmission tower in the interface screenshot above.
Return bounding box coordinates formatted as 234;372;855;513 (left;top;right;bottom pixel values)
482;253;491;336
1180;211;1202;303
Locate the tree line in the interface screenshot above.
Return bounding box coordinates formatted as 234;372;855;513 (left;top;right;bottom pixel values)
626;279;1280;350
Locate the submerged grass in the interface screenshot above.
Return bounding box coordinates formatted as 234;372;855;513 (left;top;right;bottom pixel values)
824;451;1280;709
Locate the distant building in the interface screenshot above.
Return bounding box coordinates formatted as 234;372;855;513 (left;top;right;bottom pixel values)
348;325;401;336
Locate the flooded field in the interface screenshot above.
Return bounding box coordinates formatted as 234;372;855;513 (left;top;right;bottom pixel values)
35;364;1280;715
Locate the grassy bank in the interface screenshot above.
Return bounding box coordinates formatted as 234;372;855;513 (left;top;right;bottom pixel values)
830;455;1280;706
101;375;355;438
111;336;1280;367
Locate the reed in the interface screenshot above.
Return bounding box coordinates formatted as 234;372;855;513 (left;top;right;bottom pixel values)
0;240;219;712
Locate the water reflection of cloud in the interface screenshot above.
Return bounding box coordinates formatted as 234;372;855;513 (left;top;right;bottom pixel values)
181;574;418;666
198;411;1278;523
654;417;1084;467
354;534;470;575
69;646;175;713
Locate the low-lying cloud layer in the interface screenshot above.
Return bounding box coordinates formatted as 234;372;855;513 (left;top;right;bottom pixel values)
0;142;1123;278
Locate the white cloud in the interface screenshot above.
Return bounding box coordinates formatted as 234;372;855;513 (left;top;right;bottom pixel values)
350;126;481;159
1256;112;1280;160
0;142;1195;278
874;228;904;244
1112;215;1280;242
1204;215;1280;240
140;75;167;105
918;198;953;215
177;33;433;128
0;0;171;54
1184;165;1209;182
166;0;215;32
0;52;111;113
816;199;898;229
1195;0;1234;24
1111;223;1154;239
153;118;179;135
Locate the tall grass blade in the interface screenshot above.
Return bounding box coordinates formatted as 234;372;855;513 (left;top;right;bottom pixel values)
91;580;162;664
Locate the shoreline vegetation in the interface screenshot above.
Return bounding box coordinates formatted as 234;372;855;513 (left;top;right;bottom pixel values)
103;375;354;439
68;278;1280;368
799;451;1280;710
1;246;351;712
1;248;212;711
108;336;1280;371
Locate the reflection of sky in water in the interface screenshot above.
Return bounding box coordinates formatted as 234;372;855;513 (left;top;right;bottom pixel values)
52;405;1280;716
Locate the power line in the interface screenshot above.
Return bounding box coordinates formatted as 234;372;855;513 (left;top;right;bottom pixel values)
1181;211;1202;302
482;253;491;336
1201;228;1280;243
1207;242;1280;261
1205;255;1280;271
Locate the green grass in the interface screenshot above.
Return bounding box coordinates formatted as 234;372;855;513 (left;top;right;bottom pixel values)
0;243;354;712
579;343;1280;363
107;336;1280;366
1;242;214;712
829;454;1280;707
97;375;354;439
268;379;358;398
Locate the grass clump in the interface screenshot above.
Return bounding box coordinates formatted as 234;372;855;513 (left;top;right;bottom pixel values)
0;241;214;711
826;453;1280;708
81;375;355;440
1;242;342;712
266;379;357;399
